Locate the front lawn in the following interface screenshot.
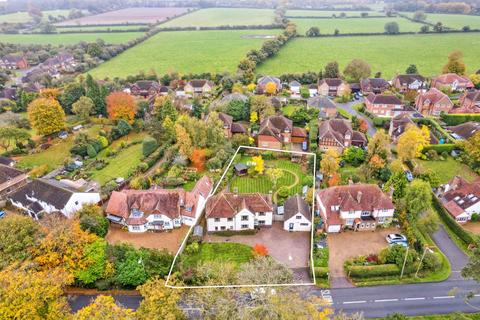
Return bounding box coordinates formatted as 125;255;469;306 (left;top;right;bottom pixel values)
416;157;478;184
282;105;301;117
180;242;254;269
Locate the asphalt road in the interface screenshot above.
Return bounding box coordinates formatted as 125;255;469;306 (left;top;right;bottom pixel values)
336;99;377;136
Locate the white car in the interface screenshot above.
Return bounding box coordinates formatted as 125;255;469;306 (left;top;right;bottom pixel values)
386;233;407;244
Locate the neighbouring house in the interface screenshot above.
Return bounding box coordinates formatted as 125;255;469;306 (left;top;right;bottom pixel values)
205;192;273;232
0;55;28;69
389;113;415;143
257;115;308;151
283;194;312;232
453;90;480;114
175;86;186;97
415;88;454;116
44;52;76;72
392;74;428;93
129;80;162;97
307;96;338;119
0;87;17;101
0;156;14;167
308;84;318;97
431;73;474;92
9;179;101;220
317;118;367;153
218;112;248;138
256;76;282;94
184;80;214;96
159;85;170;96
289;80;301;95
317;184;395;233
0;165;27;200
318;78;350;97
105;176;213;232
448;122;480;140
360;78;389;94
221;92;248;104
364;93;403;117
439;176;480;223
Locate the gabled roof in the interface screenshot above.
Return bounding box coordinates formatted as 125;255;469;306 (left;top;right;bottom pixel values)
318;118;365;146
360;78;389;91
390;114;414;139
0;156;14;166
433;73;472;85
448;122;480;140
1;55;25;63
221;92;248;103
132;80;161;91
463;90;480;103
307;96;337;109
416;88;451;105
365;93;402;105
0;164;24;185
394;74;426;85
442;176;480;210
218;112;233;127
257;76;281;87
319;78;343;87
205;192;272;218
187;79;214;88
284;194;311;221
258;115;293;141
289;80;301;87
10;179;74;210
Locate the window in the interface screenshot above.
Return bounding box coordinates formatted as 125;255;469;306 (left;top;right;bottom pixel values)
296;215;302;219
259;212;266;216
221;226;226;230
132;226;141;231
361;211;371;217
227;218;233;222
215;226;218;231
75;201;79;205
229;226;233;230
154;214;162;219
258;220;265;225
241;224;248;229
241;215;249;221
300;223;309;226
214;218;220;222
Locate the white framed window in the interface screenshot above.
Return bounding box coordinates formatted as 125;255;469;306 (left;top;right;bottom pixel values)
132;226;141;231
241;224;248;229
241;215;249;221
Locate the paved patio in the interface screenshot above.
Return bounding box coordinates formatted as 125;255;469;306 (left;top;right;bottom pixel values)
204;222;310;269
462;222;480;235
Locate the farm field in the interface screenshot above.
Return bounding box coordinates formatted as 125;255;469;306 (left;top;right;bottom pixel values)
0;32;144;45
402;12;480;30
286;10;385;17
56;25;147;32
0;9;72;23
88;29;278;78
160;8;275;27
256;33;480;78
292;17;422;34
56;7;192;26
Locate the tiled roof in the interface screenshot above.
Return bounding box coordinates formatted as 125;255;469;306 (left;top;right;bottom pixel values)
206;192;272;218
319;78;343;87
284;194;311;221
365;93;402;105
10;179;74;210
258;115;293;141
0;164;24;184
394;74;426;85
448;122;480;140
433;73;472;85
307;96;336;109
416;88;451;105
442;176;480;210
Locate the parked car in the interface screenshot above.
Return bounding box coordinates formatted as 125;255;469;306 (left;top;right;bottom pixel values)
386;233;407;244
0;210;5;219
405;170;413;182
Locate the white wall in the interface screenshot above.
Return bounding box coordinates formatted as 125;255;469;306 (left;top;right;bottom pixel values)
146;214;175;230
128;224;148;233
63;193;101;218
284;213;311;231
466;201;480;219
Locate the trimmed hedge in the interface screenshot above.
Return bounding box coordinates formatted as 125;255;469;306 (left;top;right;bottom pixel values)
440;113;480;126
432;195;477;246
347;264;400;278
314;267;329;279
373;117;391;127
423;144;456;153
211;229;257;237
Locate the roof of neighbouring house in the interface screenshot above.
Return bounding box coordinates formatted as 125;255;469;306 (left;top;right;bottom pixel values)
433;73;472;85
360;78;389;90
218;112;233;127
257;76;281;87
188;79;214;88
442;176;480;210
258;115;292;139
289;80;301;87
206;192;273;219
0;164;25;185
9;179;74;210
463;90;480;103
390;114;415;139
319;78;343;87
416;88;452;105
0;156;14;166
394;74;426;85
283;194;311;221
132;80;161;91
221;92;248;103
365;93;402;105
318;118;366;145
448;122;480;140
307;96;337;109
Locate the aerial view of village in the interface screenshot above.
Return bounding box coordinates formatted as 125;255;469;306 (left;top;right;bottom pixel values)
0;0;479;319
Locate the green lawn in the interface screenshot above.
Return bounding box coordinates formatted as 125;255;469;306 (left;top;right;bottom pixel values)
56;25;147;32
180;242;253;269
256;33;480;78
416;157;479;184
286;10;385;17
0;10;73;23
160;8;275;27
293;17;422;35
281;105;301;117
0;32;144;45
88;29;277;78
403;12;480;30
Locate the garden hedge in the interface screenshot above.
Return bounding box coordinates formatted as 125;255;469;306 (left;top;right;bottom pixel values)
432;195;477;246
314;267;329;279
347;264;400;278
440;113;480;126
423;144;456;153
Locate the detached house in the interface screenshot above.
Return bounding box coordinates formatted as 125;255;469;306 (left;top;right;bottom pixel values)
317;184;395;233
317;118;366;153
439;176;480;223
454;90;480;114
393;74;428;93
308;84;318;97
364;93;403;117
360;78;389;94
0;165;27;200
448;122;480;140
184;80;214;96
256;76;282;94
432;73;474;92
283;195;312;232
0;55;28;70
318;78;350;97
289;80;301;96
105;176;212;232
205;192;273;232
9;179;101;220
218;112;248;138
129;81;162;97
389;113;415;143
307;96;337;119
257;115;307;151
415;88;454;116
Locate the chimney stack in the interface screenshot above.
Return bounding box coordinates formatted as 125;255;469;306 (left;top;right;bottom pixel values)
357;191;363;203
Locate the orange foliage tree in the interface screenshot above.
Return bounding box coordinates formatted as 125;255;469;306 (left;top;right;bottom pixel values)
190;149;206;172
253;244;269;256
39;88;60;99
328;172;340;187
358;118;368;133
106;92;137;124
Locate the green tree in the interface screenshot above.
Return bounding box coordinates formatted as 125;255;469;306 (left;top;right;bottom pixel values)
250;95;274;121
413;11;427;21
306;26;320;37
405;179;432;220
59;82;85;114
162;116;176;143
78;204;109;237
343;146;366;166
343;59;371;82
85;74;107;116
72;96;94;121
73;295;134;320
114;248;148;287
87;42;103;57
142;137;158;157
405;64;418;74
324;61;340;78
462;244;480;282
384;21;400;34
154;95;177;122
0;127;30;151
384;171;408;200
226;99;249;121
137;277;185;320
75;238;108;285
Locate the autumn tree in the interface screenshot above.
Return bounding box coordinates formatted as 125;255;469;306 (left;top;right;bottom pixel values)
175;123;193;158
397;125;430;162
191;149;207;171
266;167;284;189
366;129;390;161
73;295;135;320
250;95;275;121
265;82;277;95
253;244;269;256
136;277;185;320
320;149;339;178
252;155;265;174
28;97;66;135
162;116;176;143
77;204;109;238
442;50;466;75
324;61;340;78
39;88;60;99
463;132;480;163
153;95;177;122
328;172;340;187
0;127;30;151
106;92;137;124
358;118;368;133
72;96;94;121
343;59;371;82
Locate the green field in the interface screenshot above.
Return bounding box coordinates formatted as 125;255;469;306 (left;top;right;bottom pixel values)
286;10;385;17
0;10;72;23
89;29;277;78
0;32;144;45
256;33;480;78
293;17;422;34
404;12;480;30
160;8;275;27
56;25;147;32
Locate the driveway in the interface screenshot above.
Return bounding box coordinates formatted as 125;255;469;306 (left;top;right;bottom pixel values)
431;225;469;280
106;224;189;253
336;99;377;136
462;222;480;235
204;222;310;269
327;227;398;288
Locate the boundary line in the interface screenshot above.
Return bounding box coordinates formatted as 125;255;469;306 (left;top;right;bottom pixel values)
165;145;317;289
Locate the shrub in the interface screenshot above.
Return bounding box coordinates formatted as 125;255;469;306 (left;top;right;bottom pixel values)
421;252;442;272
185;242;200;255
347;264;400;278
97;136;109;149
277;186;289;198
373;117;391;127
29;164;49;178
142;137;158;157
440;113;480;126
423;144;456;154
78;204;109;237
471;213;479;222
87;144;97;158
314;267;329;279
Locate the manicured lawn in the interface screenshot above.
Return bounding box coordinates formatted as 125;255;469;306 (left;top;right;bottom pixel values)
160;8;275;27
293;17;422;35
281;105;301;117
403;12;480;30
256;33;480;78
416;157;479;184
89;29;277;78
286;10;385;17
0;32;144;45
0;10;73;23
180;242;254;268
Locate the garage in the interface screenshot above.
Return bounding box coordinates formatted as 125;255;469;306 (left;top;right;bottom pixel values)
327;225;341;233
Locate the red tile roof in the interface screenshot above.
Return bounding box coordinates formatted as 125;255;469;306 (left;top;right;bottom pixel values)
205;192;272;219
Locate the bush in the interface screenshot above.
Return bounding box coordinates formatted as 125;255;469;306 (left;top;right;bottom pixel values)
211;229;257;237
142;137;158;157
423;144;456;154
277;186;289;198
78;205;109;237
347;264;400;278
471;213;479;222
421;252;442;272
373;117;391;127
29;164;50;178
87;144;97;158
440;113;480;126
97;136;109;149
314;267;329;279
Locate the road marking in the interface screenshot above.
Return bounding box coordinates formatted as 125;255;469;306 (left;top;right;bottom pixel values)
433;296;455;299
343;300;367;304
374;298;399;302
404;297;426;301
